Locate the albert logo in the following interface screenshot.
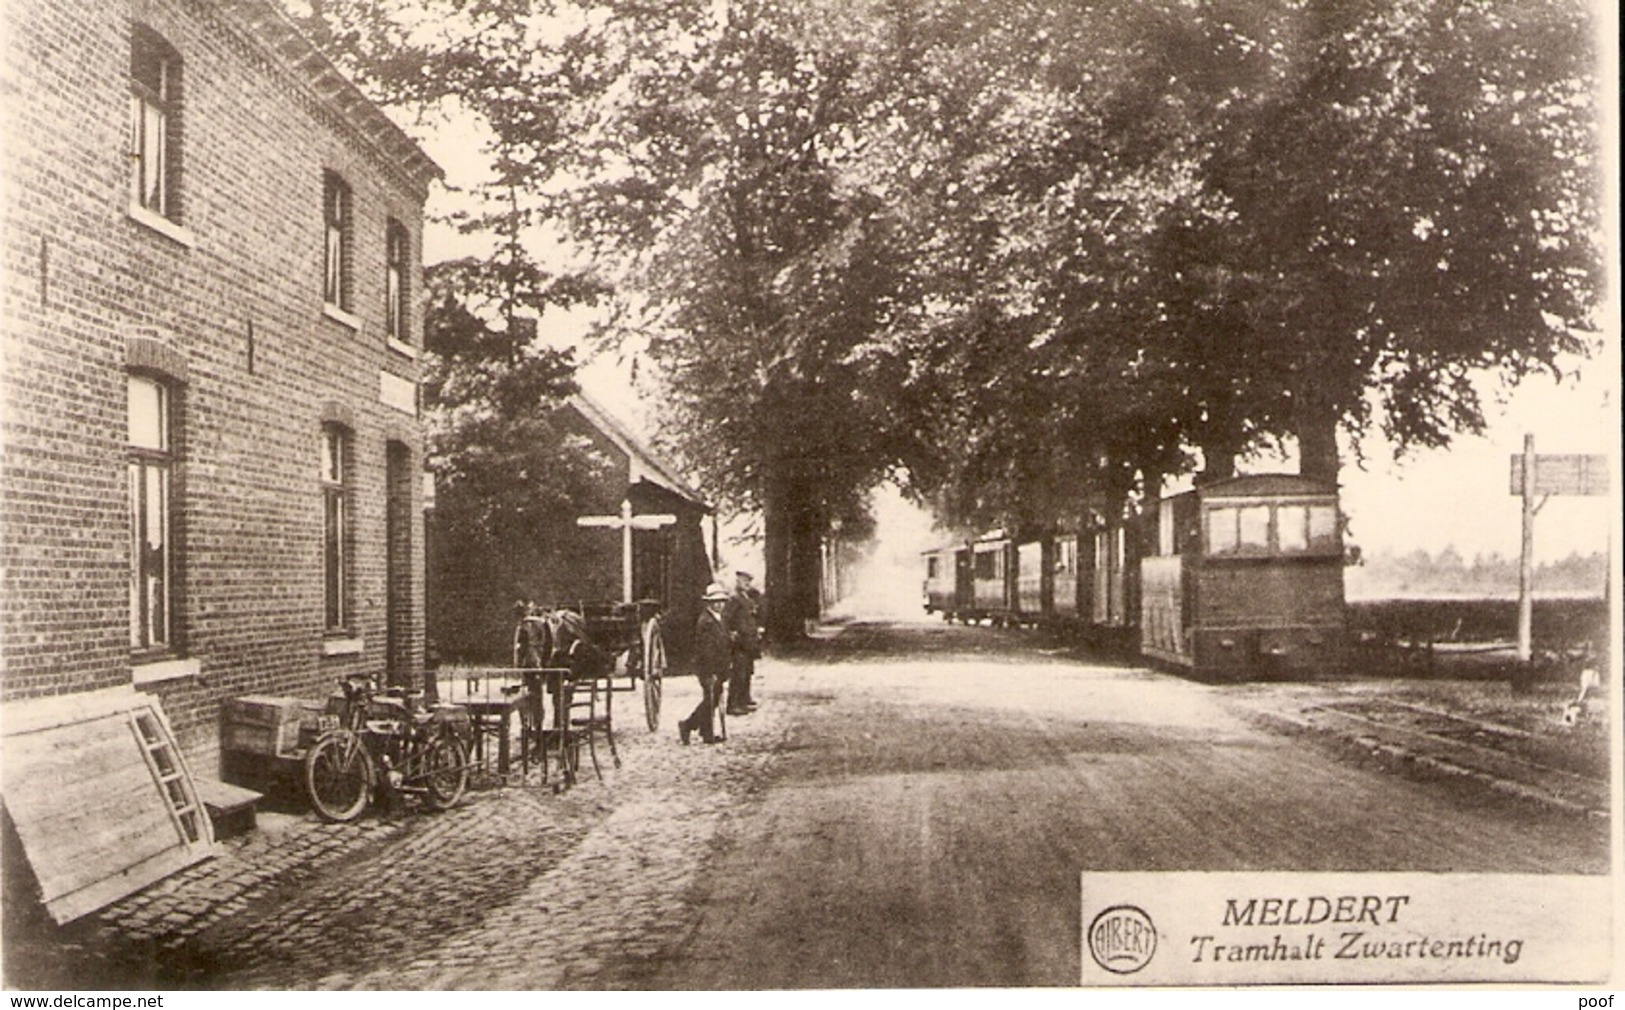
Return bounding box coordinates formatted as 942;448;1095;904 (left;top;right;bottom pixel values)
1088;905;1158;974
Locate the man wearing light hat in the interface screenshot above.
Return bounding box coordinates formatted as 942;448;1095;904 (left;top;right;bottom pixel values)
679;582;731;745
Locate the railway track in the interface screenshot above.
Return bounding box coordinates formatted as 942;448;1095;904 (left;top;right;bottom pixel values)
1302;696;1608;816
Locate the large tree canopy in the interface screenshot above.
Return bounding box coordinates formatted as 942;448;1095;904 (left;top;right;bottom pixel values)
290;0;1604;626
853;0;1602;528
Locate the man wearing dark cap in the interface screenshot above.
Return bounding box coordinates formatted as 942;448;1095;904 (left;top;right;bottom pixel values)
723;570;762;716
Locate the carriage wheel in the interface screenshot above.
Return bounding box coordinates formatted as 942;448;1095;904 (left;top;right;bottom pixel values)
641;616;666;732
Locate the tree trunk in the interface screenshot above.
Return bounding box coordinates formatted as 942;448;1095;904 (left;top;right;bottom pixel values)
1295;393;1341;485
762;474;798;644
761;469;823;644
1195;445;1236;485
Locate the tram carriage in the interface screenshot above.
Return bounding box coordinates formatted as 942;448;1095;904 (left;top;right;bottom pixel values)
1140;475;1345;677
921;474;1347;678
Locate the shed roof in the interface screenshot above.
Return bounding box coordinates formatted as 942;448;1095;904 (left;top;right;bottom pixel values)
568;392;710;510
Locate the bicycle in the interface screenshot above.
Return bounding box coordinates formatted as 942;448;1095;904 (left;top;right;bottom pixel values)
303;674;472;822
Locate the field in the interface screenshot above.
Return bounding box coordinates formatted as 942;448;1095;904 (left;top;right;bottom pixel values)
1347;596;1609;655
1337;597;1612;783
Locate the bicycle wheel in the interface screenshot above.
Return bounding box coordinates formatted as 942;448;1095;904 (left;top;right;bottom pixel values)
422;731;469;811
304;731;373;823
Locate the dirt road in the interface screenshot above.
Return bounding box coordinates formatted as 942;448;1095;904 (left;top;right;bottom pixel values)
645;620;1609;989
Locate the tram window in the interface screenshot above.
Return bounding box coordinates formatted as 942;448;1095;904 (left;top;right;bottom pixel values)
1308;504;1339;550
1207;508;1238;554
1207;505;1271;555
1058;539;1077;574
1237;506;1270;552
1278;505;1310;552
927;556;940;579
974;550;997;580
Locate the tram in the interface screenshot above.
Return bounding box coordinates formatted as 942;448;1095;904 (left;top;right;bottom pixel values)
922;474;1348;678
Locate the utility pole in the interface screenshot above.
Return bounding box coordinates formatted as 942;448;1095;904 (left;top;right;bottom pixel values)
1508;436;1608;665
1516;434;1536;663
577;500;676;602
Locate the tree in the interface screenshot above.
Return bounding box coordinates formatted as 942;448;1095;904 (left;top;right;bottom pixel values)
289;0;909;641
549;0;910;640
845;0;1602;531
1173;0;1603;479
289;0;1603;613
419;261;621;661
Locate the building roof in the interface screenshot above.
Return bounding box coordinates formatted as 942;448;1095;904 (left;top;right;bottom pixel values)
568;392;710;510
216;0;442;195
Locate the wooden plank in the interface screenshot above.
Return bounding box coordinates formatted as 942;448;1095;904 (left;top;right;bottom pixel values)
6;717;181;901
47;845;210;925
3;715;172;796
1;694;214;923
0;686;145;737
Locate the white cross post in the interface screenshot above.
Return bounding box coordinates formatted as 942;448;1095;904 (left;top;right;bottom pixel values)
576;499;677;602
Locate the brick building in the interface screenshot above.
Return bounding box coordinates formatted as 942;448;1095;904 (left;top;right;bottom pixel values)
0;0;441;782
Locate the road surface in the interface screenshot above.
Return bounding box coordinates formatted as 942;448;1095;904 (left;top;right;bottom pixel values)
639;620;1607;988
6;619;1606;990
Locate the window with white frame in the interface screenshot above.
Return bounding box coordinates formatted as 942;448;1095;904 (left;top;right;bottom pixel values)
321;425;351;631
323;173;352;312
385;219;409;344
129;27;180;219
129;374;173;649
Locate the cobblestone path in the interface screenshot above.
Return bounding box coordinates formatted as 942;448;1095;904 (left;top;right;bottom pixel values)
219;680;787;990
2;676;788;990
223;696;783;989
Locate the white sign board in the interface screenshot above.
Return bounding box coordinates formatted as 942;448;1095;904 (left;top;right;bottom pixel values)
1081;871;1611;985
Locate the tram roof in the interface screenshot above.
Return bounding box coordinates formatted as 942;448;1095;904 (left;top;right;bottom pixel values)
1184;473;1339;500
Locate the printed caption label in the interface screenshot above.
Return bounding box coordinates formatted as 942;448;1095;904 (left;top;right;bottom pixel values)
1081;872;1610;985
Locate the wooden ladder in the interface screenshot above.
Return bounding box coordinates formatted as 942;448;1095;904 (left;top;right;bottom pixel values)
130;711;206;846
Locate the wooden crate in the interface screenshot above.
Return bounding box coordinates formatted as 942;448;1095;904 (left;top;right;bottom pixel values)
222;695;326;760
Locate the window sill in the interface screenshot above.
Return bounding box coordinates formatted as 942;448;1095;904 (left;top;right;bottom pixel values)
127;204;197;249
323;304;363;332
322;636;364;657
386;336;419;360
132;655;202;685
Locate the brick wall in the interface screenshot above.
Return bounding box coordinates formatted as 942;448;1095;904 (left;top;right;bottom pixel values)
1;0;434;773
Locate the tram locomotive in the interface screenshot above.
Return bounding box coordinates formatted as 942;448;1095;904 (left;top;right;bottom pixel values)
922;474;1348;678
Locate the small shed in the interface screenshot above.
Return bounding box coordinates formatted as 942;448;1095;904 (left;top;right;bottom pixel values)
427;393;712;668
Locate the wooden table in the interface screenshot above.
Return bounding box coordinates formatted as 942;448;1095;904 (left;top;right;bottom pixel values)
438;673;528;779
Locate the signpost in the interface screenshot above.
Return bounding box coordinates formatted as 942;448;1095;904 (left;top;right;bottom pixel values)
577;499;677;603
1508;436;1608;663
